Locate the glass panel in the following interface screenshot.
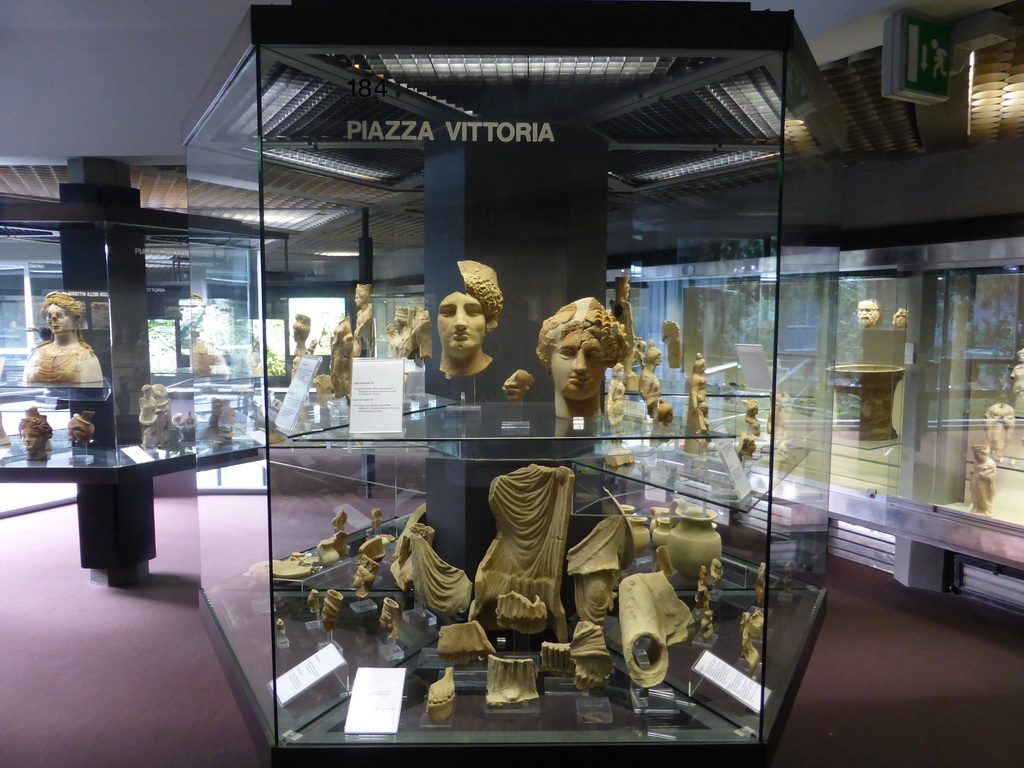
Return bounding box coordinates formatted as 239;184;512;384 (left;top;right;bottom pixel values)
188;53;275;735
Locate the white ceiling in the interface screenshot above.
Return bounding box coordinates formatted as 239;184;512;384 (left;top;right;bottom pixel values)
0;0;1006;164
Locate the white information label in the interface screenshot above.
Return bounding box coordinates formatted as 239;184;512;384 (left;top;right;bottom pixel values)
121;446;155;464
904;342;915;365
691;650;770;713
246;430;267;445
275;643;348;707
734;344;772;391
344;667;406;734
713;428;752;499
349;359;404;434
274;355;322;433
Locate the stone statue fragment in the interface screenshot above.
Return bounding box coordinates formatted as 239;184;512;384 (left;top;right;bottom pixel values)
330;317;354;402
470;464;574;642
67;411;96;447
984;403;1014;461
358;534;395;561
436;620;496;664
566;516;626;625
618;571;694;687
390;508;430;591
427;667;456;723
740;610;761;678
638;340;663;418
605;363;626;425
661;320;682;369
379;597;402;640
410;532;472;615
502;369;535;402
290;313;315;379
353;553;380;598
685;353;709;454
438;261;502;378
570;620;612;690
540;642;574;677
495;592;548;634
970;444;996;516
485;655;538;707
353;284;375;357
386;305;432;360
321;589;344;631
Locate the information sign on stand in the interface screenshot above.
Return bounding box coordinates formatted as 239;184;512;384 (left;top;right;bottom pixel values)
274;355;322;433
691;650;770;713
275;642;348;706
349;358;404;434
712;427;752;500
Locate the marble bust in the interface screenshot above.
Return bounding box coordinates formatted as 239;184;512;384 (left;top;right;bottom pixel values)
24;292;103;384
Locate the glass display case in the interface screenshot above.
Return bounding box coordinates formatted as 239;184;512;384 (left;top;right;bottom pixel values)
0;161;266;583
829;232;1024;573
187;1;843;761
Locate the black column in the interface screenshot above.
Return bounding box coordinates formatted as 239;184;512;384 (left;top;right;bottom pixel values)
423;127;608;403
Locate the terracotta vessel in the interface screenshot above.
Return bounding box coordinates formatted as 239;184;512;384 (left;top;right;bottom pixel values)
666;507;721;580
626;516;650;554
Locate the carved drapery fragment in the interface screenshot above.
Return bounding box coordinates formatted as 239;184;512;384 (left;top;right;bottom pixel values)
566;516;626;625
470;464;574;642
570;620;612;690
436;620;496;664
410;532;472;615
485;655;539;707
495;592;548;634
389;505;428;590
540;642;574;677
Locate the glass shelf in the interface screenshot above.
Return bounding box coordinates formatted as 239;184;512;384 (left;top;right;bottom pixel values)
287;402;734;445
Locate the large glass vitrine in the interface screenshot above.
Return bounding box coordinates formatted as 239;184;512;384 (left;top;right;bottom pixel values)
829;232;1024;577
187;1;843;762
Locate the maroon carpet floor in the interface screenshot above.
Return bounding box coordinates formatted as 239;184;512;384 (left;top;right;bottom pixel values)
2;498;1023;767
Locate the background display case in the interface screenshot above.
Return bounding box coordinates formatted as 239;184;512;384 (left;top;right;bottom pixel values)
0;159;268;583
828;229;1024;592
188;1;843;762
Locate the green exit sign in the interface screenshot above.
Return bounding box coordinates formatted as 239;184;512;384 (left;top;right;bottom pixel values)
882;13;951;105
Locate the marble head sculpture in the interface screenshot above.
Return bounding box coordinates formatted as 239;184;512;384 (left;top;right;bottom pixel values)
437;260;503;377
857;300;880;329
536;297;628;418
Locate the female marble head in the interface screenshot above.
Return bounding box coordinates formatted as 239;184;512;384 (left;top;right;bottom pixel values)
437;261;503;377
41;291;88;345
537;297;628;418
